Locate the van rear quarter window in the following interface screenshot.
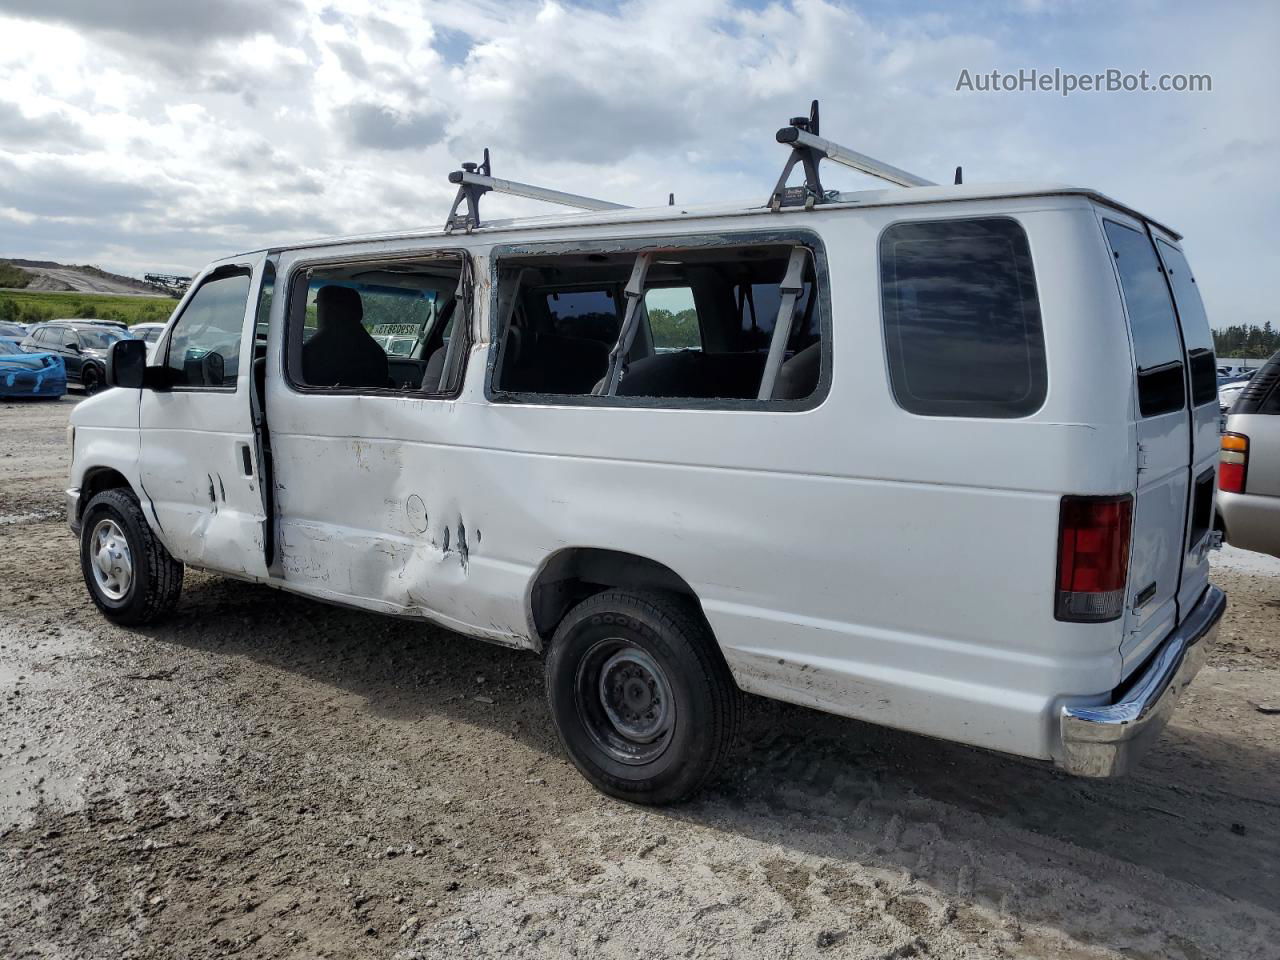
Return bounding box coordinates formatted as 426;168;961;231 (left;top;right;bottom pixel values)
1103;220;1187;417
879;217;1046;418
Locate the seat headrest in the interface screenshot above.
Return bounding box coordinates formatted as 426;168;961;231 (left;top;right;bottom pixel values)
316;286;364;332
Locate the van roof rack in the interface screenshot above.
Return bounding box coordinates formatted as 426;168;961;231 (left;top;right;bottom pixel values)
768;100;935;210
445;148;631;233
443;100;938;229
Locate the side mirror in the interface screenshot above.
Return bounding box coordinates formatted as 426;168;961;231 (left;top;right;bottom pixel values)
106;338;147;389
64;340;81;353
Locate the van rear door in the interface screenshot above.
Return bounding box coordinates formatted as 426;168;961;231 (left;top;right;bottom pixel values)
1151;238;1218;621
1100;215;1213;673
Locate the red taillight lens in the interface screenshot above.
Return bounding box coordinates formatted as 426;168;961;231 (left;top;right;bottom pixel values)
1219;433;1248;494
1055;495;1133;622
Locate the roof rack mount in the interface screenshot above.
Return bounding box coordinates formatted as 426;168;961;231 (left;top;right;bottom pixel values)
445;148;631;233
768;100;935;211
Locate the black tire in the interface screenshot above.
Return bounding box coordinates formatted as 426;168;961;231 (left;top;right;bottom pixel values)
545;590;742;805
79;488;183;625
81;364;103;395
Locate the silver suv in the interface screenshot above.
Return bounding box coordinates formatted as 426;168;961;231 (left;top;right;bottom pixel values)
1220;350;1280;559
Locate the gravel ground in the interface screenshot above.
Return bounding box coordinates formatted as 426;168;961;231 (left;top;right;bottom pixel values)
1;397;1278;960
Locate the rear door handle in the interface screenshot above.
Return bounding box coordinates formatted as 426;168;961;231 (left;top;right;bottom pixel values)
238;442;253;476
1132;581;1157;612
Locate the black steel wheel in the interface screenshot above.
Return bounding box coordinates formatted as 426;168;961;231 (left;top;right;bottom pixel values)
81;364;103;395
546;590;741;805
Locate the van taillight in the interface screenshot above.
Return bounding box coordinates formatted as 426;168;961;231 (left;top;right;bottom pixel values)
1055;496;1132;623
1219;433;1248;494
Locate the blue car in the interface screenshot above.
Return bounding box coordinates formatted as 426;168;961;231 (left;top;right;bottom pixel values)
0;338;67;399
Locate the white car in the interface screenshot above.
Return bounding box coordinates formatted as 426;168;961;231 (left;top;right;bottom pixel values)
130;322;167;344
1219;379;1249;414
66;110;1224;803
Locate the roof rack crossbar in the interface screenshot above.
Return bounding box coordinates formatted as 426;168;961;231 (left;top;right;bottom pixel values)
445;148;630;233
780;128;936;189
455;172;631;213
768;100;935;210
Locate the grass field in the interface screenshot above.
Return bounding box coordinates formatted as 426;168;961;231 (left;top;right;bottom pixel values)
0;289;179;327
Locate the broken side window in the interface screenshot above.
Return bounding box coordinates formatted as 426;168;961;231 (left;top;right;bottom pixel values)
491;240;825;405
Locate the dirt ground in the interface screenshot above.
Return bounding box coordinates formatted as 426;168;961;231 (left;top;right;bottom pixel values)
1;398;1278;960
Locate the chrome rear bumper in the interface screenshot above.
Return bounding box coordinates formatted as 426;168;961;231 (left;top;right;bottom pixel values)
1059;585;1226;777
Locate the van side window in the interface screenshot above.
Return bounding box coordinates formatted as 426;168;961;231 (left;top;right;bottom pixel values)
285;256;466;395
165;269;251;389
1103;221;1186;417
492;240;825;405
1155;240;1216;408
880;217;1046;418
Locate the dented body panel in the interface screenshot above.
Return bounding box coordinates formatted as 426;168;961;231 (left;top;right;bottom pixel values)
137;253;271;580
68;182;1216;770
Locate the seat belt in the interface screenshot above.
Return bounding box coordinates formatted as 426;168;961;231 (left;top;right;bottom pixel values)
757;246;808;400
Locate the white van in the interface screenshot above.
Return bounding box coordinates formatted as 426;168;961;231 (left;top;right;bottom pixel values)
67;112;1225;803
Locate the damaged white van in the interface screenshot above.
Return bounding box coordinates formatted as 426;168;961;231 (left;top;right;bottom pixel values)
68;105;1225;804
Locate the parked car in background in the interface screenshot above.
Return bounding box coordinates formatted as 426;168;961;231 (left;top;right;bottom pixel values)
1218;363;1258;379
0;337;66;399
20;321;126;394
130;322;167;344
1219;351;1280;559
1219;378;1250;419
130;322;168;361
72;318;129;333
0;321;29;346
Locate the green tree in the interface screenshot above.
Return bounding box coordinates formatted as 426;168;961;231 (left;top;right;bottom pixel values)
648;308;700;349
1213;323;1280;360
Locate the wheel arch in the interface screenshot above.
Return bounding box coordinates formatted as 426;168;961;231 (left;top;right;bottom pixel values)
77;466;134;524
526;547;705;651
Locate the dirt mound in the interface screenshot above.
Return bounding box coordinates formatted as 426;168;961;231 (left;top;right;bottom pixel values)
0;258;171;297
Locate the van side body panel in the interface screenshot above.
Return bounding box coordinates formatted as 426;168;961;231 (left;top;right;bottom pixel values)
255;195;1138;763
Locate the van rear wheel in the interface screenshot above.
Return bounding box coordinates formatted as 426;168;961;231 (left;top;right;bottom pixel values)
545;590;741;805
79;488;183;625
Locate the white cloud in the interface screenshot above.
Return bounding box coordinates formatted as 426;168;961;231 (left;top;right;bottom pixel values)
0;0;1274;326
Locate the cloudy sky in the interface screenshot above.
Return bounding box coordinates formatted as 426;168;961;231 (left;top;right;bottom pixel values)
0;0;1276;327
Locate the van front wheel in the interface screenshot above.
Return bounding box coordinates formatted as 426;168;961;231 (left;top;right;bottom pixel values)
545;590;741;805
79;488;184;625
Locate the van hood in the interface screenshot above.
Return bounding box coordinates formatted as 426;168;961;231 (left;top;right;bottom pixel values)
69;381;140;429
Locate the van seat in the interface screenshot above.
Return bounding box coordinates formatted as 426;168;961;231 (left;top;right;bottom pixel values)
502;333;610;394
774;342;821;400
616;352;767;400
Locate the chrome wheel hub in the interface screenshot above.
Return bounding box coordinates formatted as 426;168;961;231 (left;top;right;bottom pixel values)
90;518;133;601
